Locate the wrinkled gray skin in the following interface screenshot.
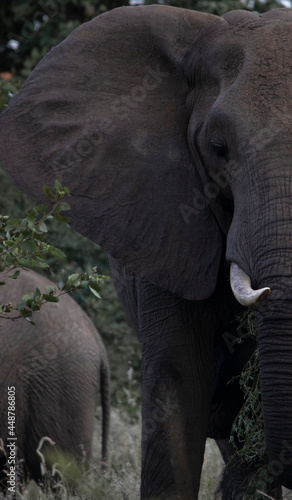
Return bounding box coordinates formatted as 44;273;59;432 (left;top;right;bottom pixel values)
0;5;291;499
0;270;110;486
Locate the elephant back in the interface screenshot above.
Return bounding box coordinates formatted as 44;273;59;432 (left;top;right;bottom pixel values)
0;268;110;483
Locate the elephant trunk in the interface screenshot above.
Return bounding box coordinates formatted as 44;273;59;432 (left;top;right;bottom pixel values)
231;264;292;488
257;300;292;489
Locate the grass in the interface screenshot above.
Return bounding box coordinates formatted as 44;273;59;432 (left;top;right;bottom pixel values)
2;407;292;499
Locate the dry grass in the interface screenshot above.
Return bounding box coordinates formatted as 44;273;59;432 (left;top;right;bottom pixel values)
3;407;292;499
94;408;225;499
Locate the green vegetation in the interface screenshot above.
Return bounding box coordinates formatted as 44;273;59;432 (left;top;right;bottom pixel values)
0;179;105;326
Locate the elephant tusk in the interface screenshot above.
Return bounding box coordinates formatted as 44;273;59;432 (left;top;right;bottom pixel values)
230;262;271;306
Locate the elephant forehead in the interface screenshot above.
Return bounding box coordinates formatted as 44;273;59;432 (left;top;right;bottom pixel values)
205;19;292;112
244;23;292;73
223;7;292;25
239;25;292;117
208;20;292;77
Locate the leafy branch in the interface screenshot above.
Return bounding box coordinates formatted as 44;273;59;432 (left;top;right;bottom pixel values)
0;179;106;323
0;79;21;111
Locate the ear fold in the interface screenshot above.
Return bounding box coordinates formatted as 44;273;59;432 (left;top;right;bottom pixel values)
0;5;225;300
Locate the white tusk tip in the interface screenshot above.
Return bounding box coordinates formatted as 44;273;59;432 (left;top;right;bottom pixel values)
254;287;271;305
230;262;271;307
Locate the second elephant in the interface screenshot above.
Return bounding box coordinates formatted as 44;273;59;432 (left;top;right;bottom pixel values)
0;269;110;486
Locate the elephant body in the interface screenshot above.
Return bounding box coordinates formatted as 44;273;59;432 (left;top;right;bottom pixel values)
0;269;110;486
0;5;292;499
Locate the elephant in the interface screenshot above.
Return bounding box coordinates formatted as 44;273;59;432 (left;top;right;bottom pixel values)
0;269;110;487
0;4;291;498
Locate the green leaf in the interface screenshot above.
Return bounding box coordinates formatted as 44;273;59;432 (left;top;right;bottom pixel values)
48;246;66;259
89;280;102;293
25;300;39;311
63;273;81;289
89;286;102;300
54;214;70;223
18;307;33;318
17;258;49;269
45;285;56;295
42;185;55;199
0;281;6;286
7;218;21;226
0;303;12;313
54;179;63;191
20;240;39;252
42;294;59;303
0;82;19;95
27;211;36;228
33;253;47;261
30;299;42;311
22;292;37;302
9;270;20;280
38;221;48;233
55;202;70;213
21;288;41;304
33;232;46;242
25;317;36;325
67;273;79;282
3;240;16;248
36;204;47;214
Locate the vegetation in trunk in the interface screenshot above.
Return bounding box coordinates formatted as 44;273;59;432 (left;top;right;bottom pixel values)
230;310;282;499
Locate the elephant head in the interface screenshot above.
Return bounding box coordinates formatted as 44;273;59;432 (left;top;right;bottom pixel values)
0;4;292;492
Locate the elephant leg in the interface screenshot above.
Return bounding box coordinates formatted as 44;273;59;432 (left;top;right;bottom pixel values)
215;439;283;500
137;277;216;500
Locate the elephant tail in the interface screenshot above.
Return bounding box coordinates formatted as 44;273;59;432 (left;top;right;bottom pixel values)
100;355;110;469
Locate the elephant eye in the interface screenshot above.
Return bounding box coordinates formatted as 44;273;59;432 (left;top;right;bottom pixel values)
210;142;229;162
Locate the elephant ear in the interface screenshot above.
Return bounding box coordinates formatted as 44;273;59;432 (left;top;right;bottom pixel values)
0;5;225;300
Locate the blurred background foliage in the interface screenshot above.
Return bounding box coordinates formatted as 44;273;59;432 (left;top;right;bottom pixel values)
0;0;288;413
